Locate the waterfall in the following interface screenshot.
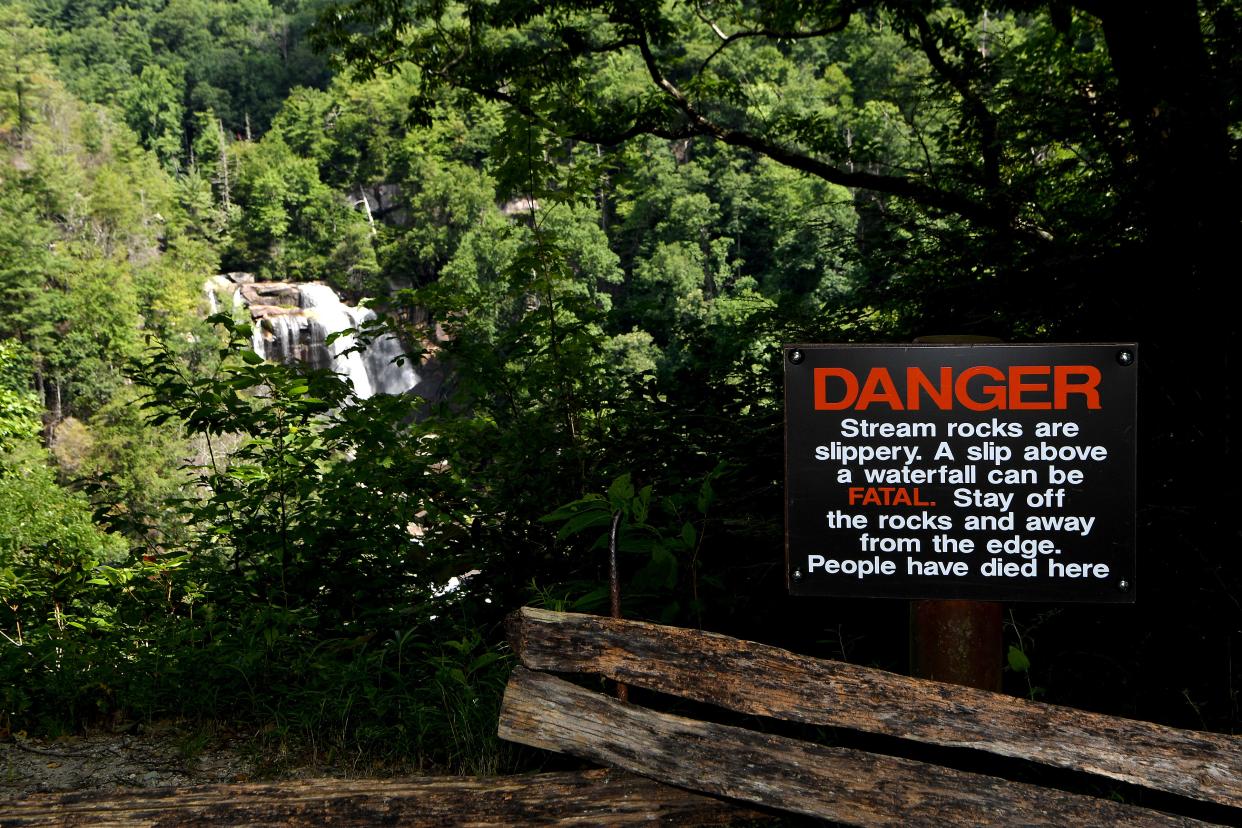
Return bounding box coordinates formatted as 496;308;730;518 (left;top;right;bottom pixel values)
206;274;418;399
294;283;375;398
203;274;231;315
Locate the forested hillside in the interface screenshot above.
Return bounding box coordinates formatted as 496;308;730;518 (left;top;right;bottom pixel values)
1;0;1239;775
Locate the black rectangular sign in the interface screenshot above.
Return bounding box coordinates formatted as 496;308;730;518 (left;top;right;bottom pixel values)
784;344;1136;602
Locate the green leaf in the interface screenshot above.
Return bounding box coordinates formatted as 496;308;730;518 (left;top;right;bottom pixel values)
1007;645;1031;673
569;587;610;611
636;546;677;590
556;509;614;539
607;473;635;511
697;477;715;514
680;522;696;548
468;651;501;673
541;494;606;523
632;485;652;524
241;349;264;365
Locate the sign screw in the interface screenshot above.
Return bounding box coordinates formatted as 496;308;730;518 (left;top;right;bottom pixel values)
1118;579;1131;592
789;349;804;365
1116;350;1134;366
792;569;803;580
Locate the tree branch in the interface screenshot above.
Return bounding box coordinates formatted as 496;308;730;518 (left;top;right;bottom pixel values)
691;5;854;80
402;6;1043;239
909;12;1003;197
427;62;693;146
631;18;1021;233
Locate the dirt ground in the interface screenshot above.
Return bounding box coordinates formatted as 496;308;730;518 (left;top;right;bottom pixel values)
0;722;304;800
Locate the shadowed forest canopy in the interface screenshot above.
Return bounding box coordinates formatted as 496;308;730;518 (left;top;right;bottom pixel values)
1;0;1240;779
321;0;1237;301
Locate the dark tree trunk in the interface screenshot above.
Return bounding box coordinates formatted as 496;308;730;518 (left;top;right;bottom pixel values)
1071;0;1240;728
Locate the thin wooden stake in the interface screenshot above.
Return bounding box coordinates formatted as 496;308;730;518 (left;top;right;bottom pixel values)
608;509;628;702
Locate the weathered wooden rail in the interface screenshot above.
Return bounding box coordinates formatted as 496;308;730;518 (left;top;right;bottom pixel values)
0;769;759;827
9;608;1236;825
500;607;1242;826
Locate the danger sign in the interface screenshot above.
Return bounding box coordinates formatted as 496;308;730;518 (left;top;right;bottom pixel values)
784;344;1137;602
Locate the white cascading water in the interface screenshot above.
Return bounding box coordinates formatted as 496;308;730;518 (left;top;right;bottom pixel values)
207;276;418;399
297;283;377;398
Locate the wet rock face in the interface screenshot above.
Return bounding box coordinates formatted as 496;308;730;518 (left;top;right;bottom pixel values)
252;311;336;373
239;282;302;308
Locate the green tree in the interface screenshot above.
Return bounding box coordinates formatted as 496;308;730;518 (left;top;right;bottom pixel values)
122;63;184;166
226;131;372;286
36;0;332;146
122;316;514;767
0;190;56;339
0;340;40;451
316;1;1236;329
1;336;133;730
0;5;53;146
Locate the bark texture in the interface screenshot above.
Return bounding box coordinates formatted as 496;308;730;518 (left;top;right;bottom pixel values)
0;769;759;827
500;666;1216;827
509;606;1242;807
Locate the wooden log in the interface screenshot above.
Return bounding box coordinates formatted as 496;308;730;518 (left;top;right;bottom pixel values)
0;769;761;827
509;607;1242;808
500;667;1216;827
